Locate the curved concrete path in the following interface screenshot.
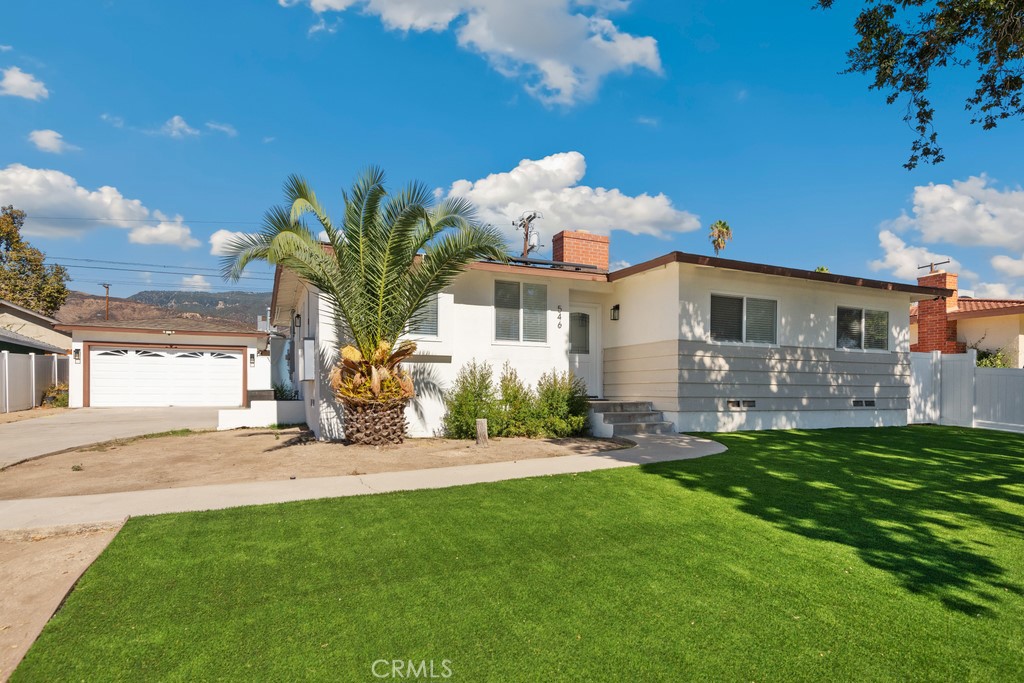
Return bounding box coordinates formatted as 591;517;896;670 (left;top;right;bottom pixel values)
0;407;220;468
0;433;726;531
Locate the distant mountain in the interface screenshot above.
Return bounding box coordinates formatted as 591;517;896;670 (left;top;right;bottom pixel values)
56;290;271;326
128;290;271;324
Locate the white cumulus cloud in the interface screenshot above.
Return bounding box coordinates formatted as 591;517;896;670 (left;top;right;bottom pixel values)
895;176;1024;251
0;66;48;100
209;228;250;256
446;151;699;243
160;115;199;138
28;129;79;154
0;163;200;249
991;253;1024;278
280;0;661;105
869;230;967;281
129;212;200;248
181;274;211;289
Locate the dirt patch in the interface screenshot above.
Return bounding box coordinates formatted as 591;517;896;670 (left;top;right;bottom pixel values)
0;407;68;426
0;524;121;681
0;428;627;499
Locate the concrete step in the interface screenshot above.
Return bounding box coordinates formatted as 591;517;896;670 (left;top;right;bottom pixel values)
601;411;665;425
588;400;653;413
612;421;676;436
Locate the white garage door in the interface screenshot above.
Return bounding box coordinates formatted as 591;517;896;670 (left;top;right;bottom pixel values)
90;347;244;407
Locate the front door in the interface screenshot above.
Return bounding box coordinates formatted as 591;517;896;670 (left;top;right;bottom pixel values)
569;304;602;398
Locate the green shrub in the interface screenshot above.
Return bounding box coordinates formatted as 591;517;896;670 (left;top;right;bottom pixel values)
496;362;540;437
42;382;69;408
273;382;299;400
535;370;590;437
977;349;1013;368
442;360;500;439
442;363;591;439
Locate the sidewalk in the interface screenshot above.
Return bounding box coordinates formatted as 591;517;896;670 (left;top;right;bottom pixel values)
0;433;725;530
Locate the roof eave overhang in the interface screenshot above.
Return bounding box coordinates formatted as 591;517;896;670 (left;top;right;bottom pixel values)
610;252;952;298
54;324;267;338
949;306;1024;321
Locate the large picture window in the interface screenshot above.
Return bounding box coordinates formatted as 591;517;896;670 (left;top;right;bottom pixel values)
495;281;547;343
837;307;888;350
710;294;777;344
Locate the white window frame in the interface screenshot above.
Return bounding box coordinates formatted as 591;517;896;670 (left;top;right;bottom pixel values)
835;305;890;352
493;279;548;346
708;292;779;346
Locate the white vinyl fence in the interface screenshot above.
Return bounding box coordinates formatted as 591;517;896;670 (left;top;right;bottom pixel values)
0;351;69;414
909;349;1024;433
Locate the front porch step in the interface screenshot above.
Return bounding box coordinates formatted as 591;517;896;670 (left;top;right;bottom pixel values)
588;400;654;413
601;411;664;425
612;421;675;436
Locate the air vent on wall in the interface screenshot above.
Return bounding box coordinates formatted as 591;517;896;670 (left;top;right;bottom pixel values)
852;399;876;407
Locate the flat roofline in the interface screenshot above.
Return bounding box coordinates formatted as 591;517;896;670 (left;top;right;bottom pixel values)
55;323;266;338
610;252;952;297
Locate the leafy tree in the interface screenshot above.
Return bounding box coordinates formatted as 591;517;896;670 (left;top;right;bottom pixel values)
223;169;507;445
0;205;70;316
708;220;733;256
818;1;1024;168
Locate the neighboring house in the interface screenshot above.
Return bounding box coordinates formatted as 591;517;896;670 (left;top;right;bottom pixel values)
0;326;69;355
272;230;948;439
57;318;272;408
910;271;1024;367
0;299;71;352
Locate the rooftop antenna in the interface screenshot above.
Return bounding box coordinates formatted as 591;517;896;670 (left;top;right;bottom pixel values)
917;259;951;274
514;211;544;258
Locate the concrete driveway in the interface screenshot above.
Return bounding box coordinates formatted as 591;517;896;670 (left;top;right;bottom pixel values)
0;408;220;468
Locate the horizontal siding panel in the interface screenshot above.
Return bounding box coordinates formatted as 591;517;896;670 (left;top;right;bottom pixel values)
676;384;909;400
677;397;909;412
676;356;909;377
604;368;910;389
677;339;909;365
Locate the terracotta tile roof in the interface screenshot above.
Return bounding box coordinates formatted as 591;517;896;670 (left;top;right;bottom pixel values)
910;298;1024;324
55;317;264;335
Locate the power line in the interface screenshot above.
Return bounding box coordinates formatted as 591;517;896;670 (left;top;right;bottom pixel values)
73;278;270;292
30;216;263;225
50;255;272;277
54;263;274;281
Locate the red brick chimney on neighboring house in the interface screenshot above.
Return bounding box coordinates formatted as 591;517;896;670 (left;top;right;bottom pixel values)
911;271;967;354
552;230;609;271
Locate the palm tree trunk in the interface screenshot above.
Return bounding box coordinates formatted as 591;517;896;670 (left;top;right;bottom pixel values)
342;399;408;445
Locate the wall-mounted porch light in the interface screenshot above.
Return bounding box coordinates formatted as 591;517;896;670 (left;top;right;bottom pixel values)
294;313;302;330
73;348;81;364
249;352;256;367
610;304;620;321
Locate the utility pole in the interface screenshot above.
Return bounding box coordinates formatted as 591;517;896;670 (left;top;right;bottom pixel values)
100;283;111;321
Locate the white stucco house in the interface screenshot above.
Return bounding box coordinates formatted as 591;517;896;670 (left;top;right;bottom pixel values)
271;230;950;439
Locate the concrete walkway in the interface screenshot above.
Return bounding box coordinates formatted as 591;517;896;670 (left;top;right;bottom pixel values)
0;407;220;468
0;433;725;530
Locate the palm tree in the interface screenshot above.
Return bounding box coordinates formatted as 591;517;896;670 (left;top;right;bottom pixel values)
223;168;508;445
708;220;732;256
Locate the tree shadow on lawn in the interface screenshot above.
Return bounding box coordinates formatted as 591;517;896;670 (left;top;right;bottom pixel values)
642;426;1024;617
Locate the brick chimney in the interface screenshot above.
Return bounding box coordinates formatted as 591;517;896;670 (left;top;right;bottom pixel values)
911;271;966;354
552;230;609;271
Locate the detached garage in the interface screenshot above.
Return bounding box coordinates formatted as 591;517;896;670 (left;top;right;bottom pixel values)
58;318;271;409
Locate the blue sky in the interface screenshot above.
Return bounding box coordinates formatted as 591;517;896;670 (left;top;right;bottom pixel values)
2;1;1024;299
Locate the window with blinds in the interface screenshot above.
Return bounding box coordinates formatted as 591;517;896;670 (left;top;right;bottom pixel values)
494;281;547;342
838;307;888;350
494;281;520;341
864;310;888;350
745;298;777;344
409;293;439;336
710;295;743;342
710;294;777;344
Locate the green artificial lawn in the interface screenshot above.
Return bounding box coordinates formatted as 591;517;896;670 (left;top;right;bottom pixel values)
14;426;1024;681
